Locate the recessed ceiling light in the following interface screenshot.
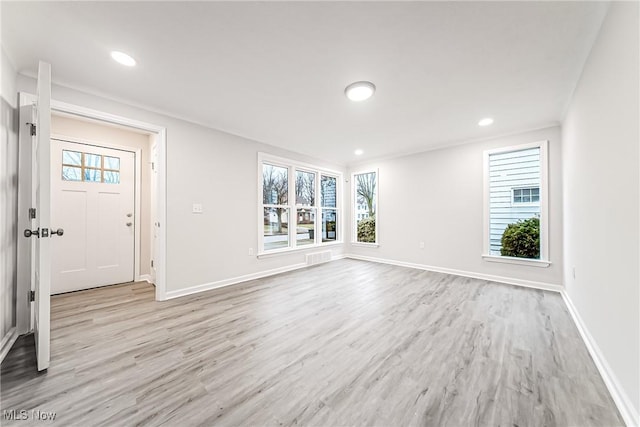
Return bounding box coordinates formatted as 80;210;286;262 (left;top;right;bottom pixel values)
478;117;494;126
354;149;364;155
345;81;376;102
111;51;136;67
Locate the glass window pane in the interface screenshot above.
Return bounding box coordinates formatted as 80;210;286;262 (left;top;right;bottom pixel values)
84;153;102;168
296;208;315;246
321;209;337;242
62;166;81;181
104;156;120;170
62;150;81;166
103;171;120;184
262;164;288;205
356;215;376;243
488;147;541;258
84;168;101;182
295;170;315;206
354;171;377;243
263;207;289;251
321;175;336;208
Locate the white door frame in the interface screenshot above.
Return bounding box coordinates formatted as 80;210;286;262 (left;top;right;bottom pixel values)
51;136;142;285
17;93;168;334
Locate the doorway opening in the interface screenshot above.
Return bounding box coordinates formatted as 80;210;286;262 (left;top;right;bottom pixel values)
51;129;141;294
16;93;167;337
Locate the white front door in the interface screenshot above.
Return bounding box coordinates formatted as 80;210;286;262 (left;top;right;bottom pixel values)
50;140;136;294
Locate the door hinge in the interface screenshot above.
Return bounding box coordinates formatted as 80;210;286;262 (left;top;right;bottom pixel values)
151;162;155;171
29;208;36;219
27;122;36;136
151;260;154;268
29;290;35;302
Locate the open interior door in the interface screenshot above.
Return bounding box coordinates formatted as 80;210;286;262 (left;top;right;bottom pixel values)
26;61;53;371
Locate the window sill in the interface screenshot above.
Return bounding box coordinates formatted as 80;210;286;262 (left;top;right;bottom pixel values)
257;241;342;259
351;242;380;248
482;255;551;268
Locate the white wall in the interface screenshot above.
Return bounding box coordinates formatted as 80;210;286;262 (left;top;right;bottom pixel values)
1;48;19;345
16;76;346;295
562;2;639;423
51;114;154;276
347;126;563;287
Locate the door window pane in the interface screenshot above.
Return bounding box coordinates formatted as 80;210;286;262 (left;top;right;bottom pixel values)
321;175;336;207
62;150;81;166
62;166;82;181
296;208;315;246
262;164;288;205
295;170;315;206
103;171;120;184
84;153;102;168
263;207;289;251
84;169;101;182
321;210;337;242
104;156;120;170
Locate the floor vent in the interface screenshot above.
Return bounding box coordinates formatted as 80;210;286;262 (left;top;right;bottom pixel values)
306;251;332;266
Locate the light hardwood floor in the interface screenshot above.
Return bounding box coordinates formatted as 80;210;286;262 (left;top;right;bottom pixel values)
1;259;623;426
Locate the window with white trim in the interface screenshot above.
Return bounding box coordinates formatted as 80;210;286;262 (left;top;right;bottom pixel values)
352;170;378;244
259;154;341;254
484;141;548;263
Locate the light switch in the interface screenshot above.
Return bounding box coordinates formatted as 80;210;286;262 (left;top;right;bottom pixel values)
192;203;203;214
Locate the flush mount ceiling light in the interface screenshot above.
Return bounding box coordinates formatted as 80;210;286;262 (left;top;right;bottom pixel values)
111;51;136;67
345;81;376;102
354;149;364;155
478;117;494;127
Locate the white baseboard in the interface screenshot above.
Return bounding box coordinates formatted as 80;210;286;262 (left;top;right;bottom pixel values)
561;291;639;427
345;254;563;292
165;253;346;300
0;327;19;364
165;263;306;299
138;274;153;284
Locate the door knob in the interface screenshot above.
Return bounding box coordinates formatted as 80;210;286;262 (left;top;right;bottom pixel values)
24;228;39;238
126;222;132;227
50;228;64;237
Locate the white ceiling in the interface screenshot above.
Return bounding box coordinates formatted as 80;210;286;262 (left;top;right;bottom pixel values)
2;1;609;165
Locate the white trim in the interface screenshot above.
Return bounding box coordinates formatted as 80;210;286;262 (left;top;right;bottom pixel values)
166;263;304;299
166;252;347;299
16;97;34;335
482;254;551;268
139;274;153;284
51;135;144;282
483;140;549;263
351;242;380;248
351;169;379;245
18;92;168;302
0;328;19;364
561;291;639;427
346;254;563;292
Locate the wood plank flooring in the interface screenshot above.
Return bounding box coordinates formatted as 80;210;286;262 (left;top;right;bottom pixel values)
1;259;624;426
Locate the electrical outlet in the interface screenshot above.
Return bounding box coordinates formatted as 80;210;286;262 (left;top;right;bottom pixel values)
419;241;425;249
192;203;203;214
248;248;254;256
